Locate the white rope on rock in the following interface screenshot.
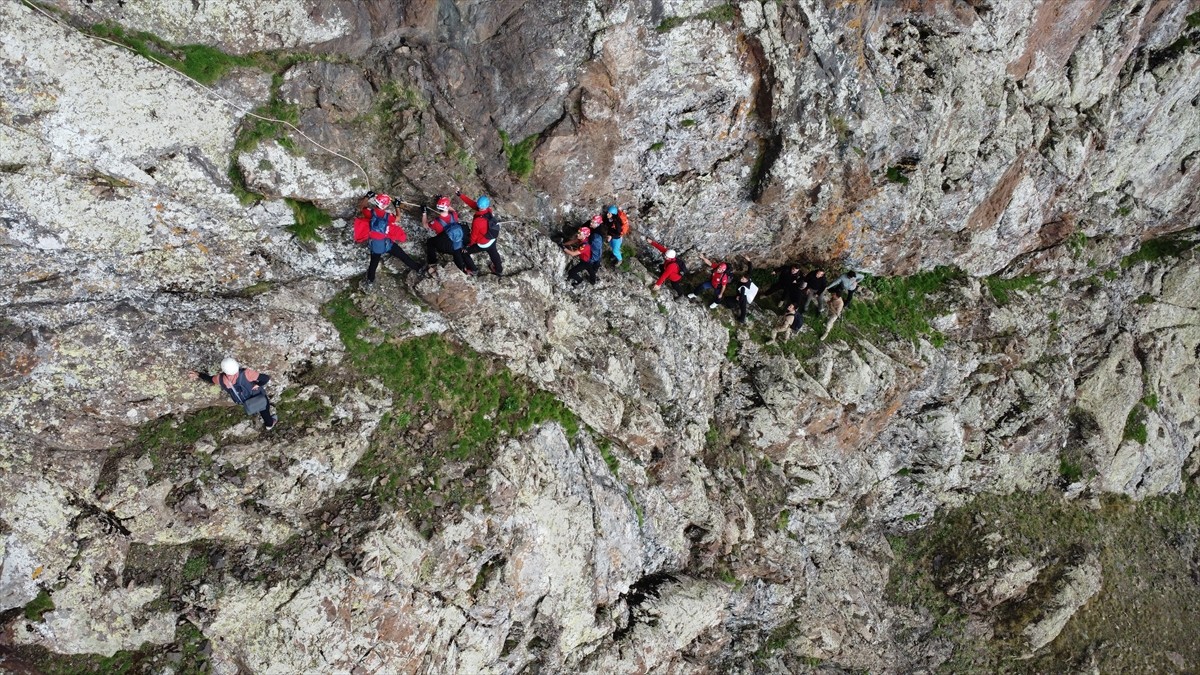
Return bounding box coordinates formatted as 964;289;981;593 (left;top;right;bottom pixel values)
18;0;373;187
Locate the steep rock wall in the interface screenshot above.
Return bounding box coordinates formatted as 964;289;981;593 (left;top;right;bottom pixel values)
2;0;1200;672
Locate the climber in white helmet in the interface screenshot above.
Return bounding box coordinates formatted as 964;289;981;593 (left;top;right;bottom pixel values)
188;357;277;430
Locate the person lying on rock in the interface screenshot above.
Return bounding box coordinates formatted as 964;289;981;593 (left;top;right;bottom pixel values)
457;190;503;276
647;239;687;296
565;221;604;286
821;290;846;341
352;192;423;292
423;195;476;276
803;268;828;313
689;255;732;309
601;204;630;265
767;304;800;344
720;267;759;324
188;357;277;430
825;270;859;307
766;263;807;309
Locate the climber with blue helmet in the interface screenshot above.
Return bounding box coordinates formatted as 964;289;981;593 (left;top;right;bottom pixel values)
600;204;630;265
457;190;503;276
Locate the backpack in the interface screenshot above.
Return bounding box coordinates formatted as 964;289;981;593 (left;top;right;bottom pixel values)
615;210;630;237
445;217;465;249
588;233;604;263
484;212;500;241
368;209;392;254
224;369;268;415
675;256;691;277
369;210;390;236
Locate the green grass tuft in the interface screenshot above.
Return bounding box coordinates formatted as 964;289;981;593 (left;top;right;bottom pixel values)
181;554;209;582
24;590;54;622
232;95;301;157
286;199;333;241
499;130;538;181
1120;230;1199;269
598;439;620;476
680;118;697;128
90;23;258;85
1059;457;1083;483
984;274;1042;306
656;16;687;32
885;165;910;184
696;4;737;22
649;142;665;152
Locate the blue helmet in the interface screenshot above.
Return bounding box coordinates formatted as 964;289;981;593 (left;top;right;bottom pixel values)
607;205;618;215
477;195;491;210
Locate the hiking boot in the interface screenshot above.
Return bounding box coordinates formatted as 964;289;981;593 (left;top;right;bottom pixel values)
709;302;719;310
687;293;698;300
361;280;375;294
265;417;278;431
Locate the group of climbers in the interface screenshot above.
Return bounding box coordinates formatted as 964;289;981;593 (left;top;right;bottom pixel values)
194;187;859;430
351;189;503;289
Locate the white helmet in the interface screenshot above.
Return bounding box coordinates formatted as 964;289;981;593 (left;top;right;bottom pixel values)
665;249;677;260
221;357;240;376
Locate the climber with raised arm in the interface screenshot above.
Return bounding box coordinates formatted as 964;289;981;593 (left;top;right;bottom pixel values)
688;255;732;309
826;270;859;307
352;192;423;291
457;190;503;276
423;195;476;276
648;239;687;297
188;357;277;430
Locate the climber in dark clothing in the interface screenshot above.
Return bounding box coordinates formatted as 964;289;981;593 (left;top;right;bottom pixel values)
423;196;476;275
188;357;276;429
767;264;808;308
721;268;760;324
803;268;828;313
352;193;423;290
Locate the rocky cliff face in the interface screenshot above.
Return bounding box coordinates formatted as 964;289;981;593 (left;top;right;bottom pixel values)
2;0;1199;672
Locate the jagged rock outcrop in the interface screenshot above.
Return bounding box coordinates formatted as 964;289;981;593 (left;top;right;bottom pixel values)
2;0;1200;672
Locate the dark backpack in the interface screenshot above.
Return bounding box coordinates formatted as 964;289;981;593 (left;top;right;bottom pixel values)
675;256;691;277
484;212;500;241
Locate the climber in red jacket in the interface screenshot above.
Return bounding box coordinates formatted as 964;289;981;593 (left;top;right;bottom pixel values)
352;192;423;291
457;190;503;276
648;240;686;296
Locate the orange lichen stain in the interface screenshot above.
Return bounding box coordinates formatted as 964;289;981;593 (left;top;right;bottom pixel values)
154;203;164;211
31;566;43;579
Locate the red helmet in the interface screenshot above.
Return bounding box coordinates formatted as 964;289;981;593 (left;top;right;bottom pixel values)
373;194;392;209
717;263;728;273
591;214;603;225
436;196;451;212
579;227;592;238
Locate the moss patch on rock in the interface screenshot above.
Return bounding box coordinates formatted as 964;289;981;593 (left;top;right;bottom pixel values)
887;486;1200;672
325;292;579;536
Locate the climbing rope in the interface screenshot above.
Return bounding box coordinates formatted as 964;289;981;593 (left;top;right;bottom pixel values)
17;0;373;188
